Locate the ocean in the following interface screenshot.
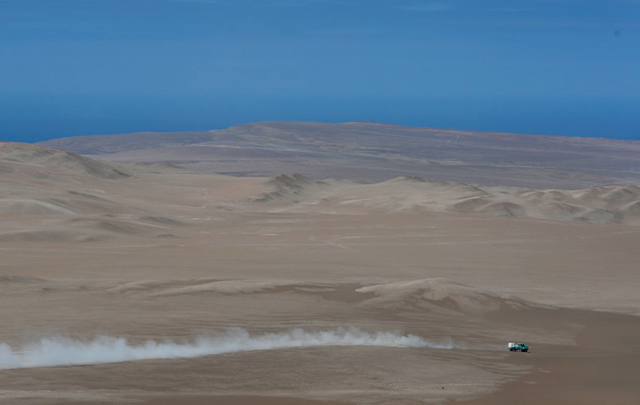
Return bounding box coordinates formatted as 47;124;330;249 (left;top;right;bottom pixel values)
1;94;638;142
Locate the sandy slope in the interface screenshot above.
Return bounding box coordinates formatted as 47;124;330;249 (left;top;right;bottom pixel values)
1;142;640;404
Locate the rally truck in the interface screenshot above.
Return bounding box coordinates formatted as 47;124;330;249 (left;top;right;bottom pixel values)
508;342;529;352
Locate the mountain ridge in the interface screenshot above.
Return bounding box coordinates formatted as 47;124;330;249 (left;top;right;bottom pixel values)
38;121;640;189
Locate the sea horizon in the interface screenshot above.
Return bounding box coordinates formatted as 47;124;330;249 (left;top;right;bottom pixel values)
2;93;639;143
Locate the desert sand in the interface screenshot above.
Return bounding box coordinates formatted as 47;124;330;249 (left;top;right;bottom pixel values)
1;140;640;404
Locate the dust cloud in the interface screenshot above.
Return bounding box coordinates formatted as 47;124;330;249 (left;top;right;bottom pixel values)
0;328;456;369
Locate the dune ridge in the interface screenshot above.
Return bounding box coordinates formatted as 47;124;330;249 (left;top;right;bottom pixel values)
248;174;640;224
356;279;551;314
2;142;640;251
102;277;547;315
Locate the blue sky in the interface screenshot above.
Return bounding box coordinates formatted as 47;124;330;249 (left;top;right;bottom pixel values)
1;0;639;141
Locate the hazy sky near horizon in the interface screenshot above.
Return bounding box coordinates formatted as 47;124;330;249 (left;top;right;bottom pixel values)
1;0;639;141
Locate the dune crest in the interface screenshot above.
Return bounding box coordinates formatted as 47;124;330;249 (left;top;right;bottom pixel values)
356;279;546;314
109;279;323;297
247;173;640;224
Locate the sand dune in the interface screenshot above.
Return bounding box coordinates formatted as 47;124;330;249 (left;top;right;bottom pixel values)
108;279;323;297
249;174;328;203
623;201;640;213
356;279;548;314
104;276;550;319
4;142;637;226
450;197;492;212
246;174;640;224
0;142;241;243
139;215;187;226
478;202;526;218
2;141;640;404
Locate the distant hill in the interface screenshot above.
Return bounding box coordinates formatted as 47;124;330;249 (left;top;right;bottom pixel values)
39;131;216;155
39;121;640;189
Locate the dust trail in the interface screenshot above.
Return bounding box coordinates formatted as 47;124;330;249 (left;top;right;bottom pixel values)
0;328;457;369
